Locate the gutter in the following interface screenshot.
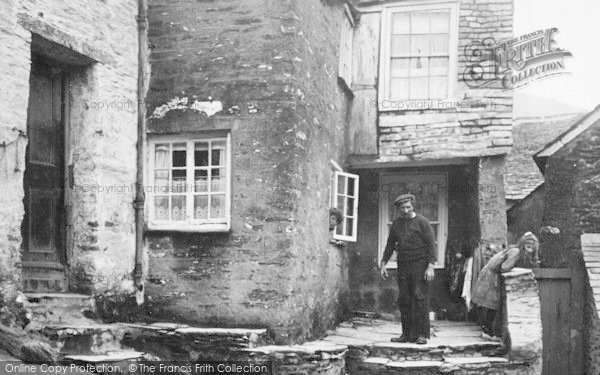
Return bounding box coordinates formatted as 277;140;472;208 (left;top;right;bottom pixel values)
134;0;148;303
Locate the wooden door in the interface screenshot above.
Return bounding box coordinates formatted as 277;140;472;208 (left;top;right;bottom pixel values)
22;58;67;292
534;268;584;375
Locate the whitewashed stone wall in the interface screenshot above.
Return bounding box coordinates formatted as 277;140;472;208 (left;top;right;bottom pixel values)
0;0;139;300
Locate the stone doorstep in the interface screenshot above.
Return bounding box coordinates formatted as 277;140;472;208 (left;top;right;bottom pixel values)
63;350;148;363
360;356;515;371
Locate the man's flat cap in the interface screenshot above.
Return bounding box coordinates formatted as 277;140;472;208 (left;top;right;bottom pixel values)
394;193;415;205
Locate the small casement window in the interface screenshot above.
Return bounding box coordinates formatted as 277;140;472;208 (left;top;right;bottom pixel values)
147;134;231;232
331;165;360;242
379;2;458;106
338;3;355;88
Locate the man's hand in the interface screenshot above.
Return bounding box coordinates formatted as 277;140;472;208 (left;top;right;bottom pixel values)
425;264;435;281
380;263;389;280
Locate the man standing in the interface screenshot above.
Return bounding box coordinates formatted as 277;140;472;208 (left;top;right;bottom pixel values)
380;194;436;344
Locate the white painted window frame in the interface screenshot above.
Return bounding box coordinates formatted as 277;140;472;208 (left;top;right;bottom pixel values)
146;133;232;232
378;0;459;110
338;3;355;87
331;167;359;242
378;172;448;269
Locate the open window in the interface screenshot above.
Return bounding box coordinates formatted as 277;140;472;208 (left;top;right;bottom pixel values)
331;160;359;242
147;134;232;232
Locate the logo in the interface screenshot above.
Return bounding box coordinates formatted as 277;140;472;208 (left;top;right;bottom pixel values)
463;28;572;90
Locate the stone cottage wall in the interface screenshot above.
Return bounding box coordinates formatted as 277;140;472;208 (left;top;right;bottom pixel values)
541;119;600;374
144;0;351;344
0;0;139;311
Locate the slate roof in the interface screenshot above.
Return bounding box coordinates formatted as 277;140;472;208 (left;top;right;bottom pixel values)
505;114;583;201
582;234;600;314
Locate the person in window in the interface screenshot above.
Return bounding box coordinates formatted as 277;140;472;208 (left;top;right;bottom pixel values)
329;208;344;231
380;194;436;345
471;232;539;340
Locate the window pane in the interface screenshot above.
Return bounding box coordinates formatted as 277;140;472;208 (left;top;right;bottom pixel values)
212;140;226;166
194;170;208;192
155;144;169;168
410;57;429;77
390;78;409;99
391;58;410;77
171;195;186;221
210;195;226;219
410;35;430;55
211;168;226;192
411;12;430;33
430;34;449;55
172;143;186;167
337;175;346;196
172;169;187;193
391;35;410;56
154;196;169;220
194;195;208;219
346;218;355;237
347;197;355;216
409;77;428;99
429;76;447;98
337;195;345;212
194;142;209;167
430;11;449;33
347;177;355;197
154;170;169;194
392;12;410;34
430;57;449;75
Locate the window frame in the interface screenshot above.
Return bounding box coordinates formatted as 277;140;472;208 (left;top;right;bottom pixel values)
378;1;459;110
378;172;448;269
146;133;232;233
331;169;360;242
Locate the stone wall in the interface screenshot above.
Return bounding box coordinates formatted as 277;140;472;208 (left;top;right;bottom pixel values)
144;0;351;344
503;268;542;375
349;0;514;163
0;0;139;308
541;118;600;373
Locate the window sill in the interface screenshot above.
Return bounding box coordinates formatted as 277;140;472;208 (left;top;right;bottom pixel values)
146;222;230;233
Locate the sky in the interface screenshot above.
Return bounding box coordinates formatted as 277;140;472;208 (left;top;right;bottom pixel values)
514;0;600;111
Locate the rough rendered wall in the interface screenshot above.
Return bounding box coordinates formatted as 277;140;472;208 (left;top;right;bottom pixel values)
506;185;545;244
349;164;479;317
541;120;600;373
478;156;507;247
145;0;350;344
350;0;514;162
0;0;138;303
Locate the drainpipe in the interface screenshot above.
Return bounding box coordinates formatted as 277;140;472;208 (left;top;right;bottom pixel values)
134;0;148;304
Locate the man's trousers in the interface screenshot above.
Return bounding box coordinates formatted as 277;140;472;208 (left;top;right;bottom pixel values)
397;259;430;339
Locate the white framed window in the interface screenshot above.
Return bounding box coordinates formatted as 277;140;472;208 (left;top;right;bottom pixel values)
338;3;355;87
331;168;359;242
378;173;448;268
379;1;458;107
147;134;232;232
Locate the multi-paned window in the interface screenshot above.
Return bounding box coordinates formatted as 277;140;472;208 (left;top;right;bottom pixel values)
147;134;231;232
331;167;359;242
379;2;458;105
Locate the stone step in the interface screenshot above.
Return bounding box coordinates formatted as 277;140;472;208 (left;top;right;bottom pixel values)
24;293;97;327
62;350;159;375
40;323;135;355
121;324;272;361
350;356;531;375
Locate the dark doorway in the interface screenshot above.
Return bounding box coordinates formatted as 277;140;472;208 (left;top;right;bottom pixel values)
22;56;68;292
